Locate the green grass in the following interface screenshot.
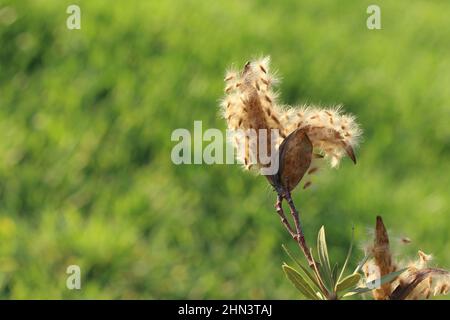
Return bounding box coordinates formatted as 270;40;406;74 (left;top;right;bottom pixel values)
0;0;449;299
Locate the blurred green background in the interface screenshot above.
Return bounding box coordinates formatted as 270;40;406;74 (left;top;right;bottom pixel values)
0;0;449;299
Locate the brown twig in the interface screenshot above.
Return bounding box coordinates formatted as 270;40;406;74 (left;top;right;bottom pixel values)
278;192;314;268
276;193;332;297
275;195;296;238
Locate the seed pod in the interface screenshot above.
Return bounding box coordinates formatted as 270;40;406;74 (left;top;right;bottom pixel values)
221;57;285;171
283;107;361;167
266;129;313;194
390;268;450;300
220;57;361;183
372;216;396;299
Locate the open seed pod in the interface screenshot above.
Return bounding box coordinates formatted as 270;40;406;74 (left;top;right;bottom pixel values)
266;128;313;194
363;216;450;300
219;56;362;188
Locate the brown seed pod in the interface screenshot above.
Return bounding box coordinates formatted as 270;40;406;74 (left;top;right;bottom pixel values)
266;129;313;194
220;57;361;180
390;268;450;300
371;216;396;300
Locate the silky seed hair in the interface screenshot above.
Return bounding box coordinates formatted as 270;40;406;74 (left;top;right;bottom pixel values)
283;106;362;167
220;56;362;174
392;251;450;300
220;57;285;170
363;216;397;300
362;217;450;300
391;251;433;300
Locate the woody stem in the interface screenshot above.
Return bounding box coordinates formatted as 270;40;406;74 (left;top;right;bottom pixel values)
275;195;296;238
284;191;314;268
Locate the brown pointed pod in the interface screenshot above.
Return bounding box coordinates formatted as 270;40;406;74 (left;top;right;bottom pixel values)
265;129;311;193
267;129;313;193
344;144;357;164
390;268;450;300
369;216;396;300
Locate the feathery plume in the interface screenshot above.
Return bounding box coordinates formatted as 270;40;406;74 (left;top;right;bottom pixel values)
283;106;362;167
390;251;450;300
363;216;397;300
362;216;450;300
220;57;285;171
220;56;362;186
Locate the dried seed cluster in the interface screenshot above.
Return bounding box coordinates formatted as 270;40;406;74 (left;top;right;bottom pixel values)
391;251;450;299
220;56;362;180
363;216;397;299
283;106;362;167
220;57;285;171
363;216;450;300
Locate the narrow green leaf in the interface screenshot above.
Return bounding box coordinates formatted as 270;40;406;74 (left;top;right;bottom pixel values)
353;252;371;274
317;226;333;288
331;262;339;287
366;268;408;290
316;291;325;300
309;248;331;295
335;273;361;292
314;257;329;291
282;244;321;291
342;289;370;298
337;226;354;284
282;264;320;300
345;268;408;297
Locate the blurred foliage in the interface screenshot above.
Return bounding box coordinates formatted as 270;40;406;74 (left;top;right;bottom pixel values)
0;0;449;299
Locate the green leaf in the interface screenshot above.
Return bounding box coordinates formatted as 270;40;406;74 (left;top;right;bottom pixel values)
282;244;321;291
344;268;408;297
317;226;333;288
366;268;408;290
337;226;354;284
282;264;321;300
343;288;370;297
316;291;325;300
335;273;361;292
309;248;331;296
332;262;339;285
353;252;371;274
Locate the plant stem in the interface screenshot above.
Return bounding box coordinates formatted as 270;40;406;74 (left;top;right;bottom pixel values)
277;192;315;271
275;195;296;238
276;192;331;298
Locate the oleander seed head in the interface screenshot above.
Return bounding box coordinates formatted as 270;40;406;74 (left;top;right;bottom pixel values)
220;56;362;192
363;216;450;300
